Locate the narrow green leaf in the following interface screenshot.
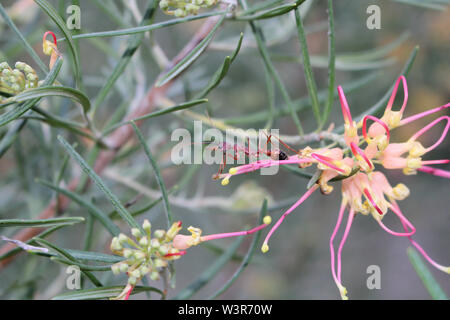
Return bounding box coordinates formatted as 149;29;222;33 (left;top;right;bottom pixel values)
321;0;336;129
0;225;65;262
407;247;448;300
10;86;90;114
236;0;307;20
34;238;103;287
156;13;227;87
52;285;163;300
66;11;226;41
36;179;120;236
131;122;173;226
295;8;321;126
0;217;84;228
0;57;63;128
34;0;81;87
57;135;140;230
195;33;243;99
173;236;244;300
50;256;113;271
209;200;267;299
0;119;27;158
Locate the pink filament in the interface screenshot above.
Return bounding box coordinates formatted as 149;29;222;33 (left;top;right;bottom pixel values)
362;115;390;142
400;103;450;126
164;250;187;258
337;209;355;283
311;153;346;173
263;185;318;246
233;157;313;175
338;86;353;124
377;205;416;237
43;31;57;45
421;159;450;165
124;285;134;300
363;188;383;215
201;223;269;242
410;116;450;152
330;203;347;288
386;75;408;113
393;203;448;271
418;166;450;179
350;142;373;170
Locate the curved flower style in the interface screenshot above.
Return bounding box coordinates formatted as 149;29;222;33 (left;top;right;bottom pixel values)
110;216;272;299
216;76;450;299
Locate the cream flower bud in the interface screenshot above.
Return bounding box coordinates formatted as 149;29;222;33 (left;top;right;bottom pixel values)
154;230;165;239
150;271;160;281
131;228;142;239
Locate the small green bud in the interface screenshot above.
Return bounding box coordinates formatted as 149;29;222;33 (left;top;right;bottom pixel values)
130;269;141;278
111;264;120;275
143;219;151;233
139;265;150;275
139;237;149;247
0;62;10;70
119;263;129;273
158;245;169;256
134;251;146;260
154;259;167;268
154;230;165;240
150;271;160;281
150;238;160;249
131;228;142;239
118;233;128;244
123;248;133;258
174;8;185;17
128;277;137;285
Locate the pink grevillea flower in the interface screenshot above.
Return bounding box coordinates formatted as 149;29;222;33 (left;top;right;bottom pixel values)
172;216;272;250
42;31;60;69
215;75;449;299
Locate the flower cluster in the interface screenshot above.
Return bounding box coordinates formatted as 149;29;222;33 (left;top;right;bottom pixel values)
159;0;218;17
216;75;450;299
0;61;39;102
110;216;271;299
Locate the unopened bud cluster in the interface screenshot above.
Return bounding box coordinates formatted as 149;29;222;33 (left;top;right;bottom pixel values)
0;61;40;102
159;0;218;17
110;219;184;285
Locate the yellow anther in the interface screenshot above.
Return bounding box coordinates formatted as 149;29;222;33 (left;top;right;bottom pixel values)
187;226;203;246
402;167;417;176
338;284;349;300
228;167;238;175
392;183;410;201
320;183;334;195
261;243;269;253
263;216;272;225
376;135;388;152
221;178;230;186
407;157;422;169
344;122;358;138
383;110;402;128
408;141;427;158
43;40;55;56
